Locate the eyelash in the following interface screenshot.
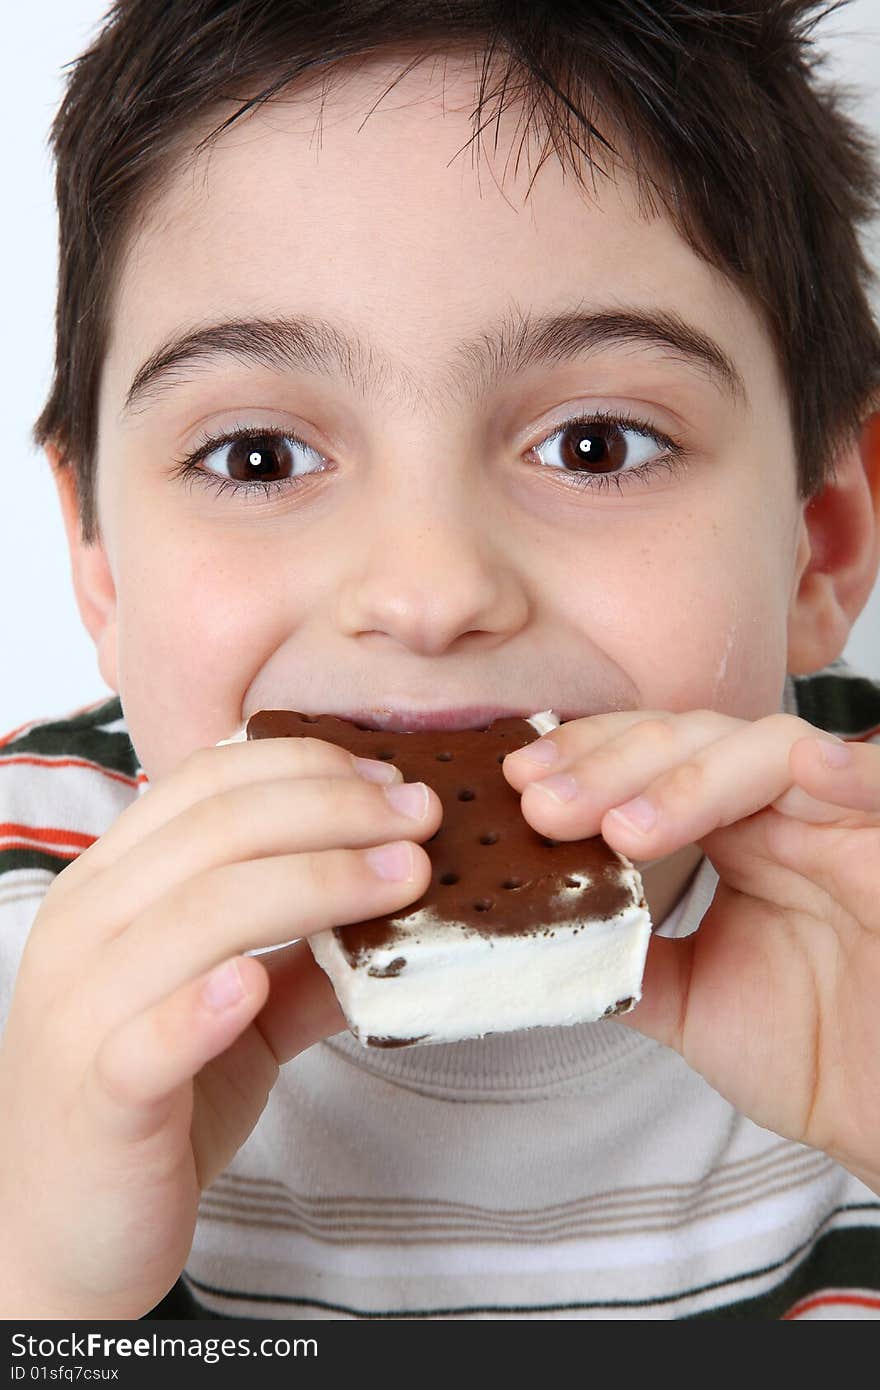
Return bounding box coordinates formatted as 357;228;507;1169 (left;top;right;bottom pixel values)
169;408;689;502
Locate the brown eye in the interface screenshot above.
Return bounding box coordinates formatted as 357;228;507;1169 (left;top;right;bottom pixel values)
532;414;671;482
221;434;299;484
556;421;628;474
177;427;330;500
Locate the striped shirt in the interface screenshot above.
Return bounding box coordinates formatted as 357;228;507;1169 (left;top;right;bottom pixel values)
2;659;879;1320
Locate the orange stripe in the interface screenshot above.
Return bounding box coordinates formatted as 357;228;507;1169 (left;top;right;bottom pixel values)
783;1292;880;1319
853;723;880;742
0;753;139;787
0;822;95;850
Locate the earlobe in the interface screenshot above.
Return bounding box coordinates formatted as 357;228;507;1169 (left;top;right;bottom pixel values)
45;442;120;693
786;412;880;676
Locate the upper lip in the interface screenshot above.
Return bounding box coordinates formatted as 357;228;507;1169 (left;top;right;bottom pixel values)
322;706;564;732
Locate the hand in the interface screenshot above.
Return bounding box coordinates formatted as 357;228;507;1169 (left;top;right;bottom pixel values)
0;738;440;1318
503;709;880;1194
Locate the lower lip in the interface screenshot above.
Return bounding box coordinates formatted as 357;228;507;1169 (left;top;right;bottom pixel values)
341;707;533;733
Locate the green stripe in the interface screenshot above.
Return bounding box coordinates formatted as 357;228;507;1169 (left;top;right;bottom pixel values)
1;695;136;878
791;664;880;738
1;695;138;779
686;1222;880;1320
0;848;88;877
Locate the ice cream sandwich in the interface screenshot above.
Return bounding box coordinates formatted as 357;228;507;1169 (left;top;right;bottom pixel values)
235;709;652;1048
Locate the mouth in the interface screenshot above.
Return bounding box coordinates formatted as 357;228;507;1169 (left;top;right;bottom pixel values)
326;706;567;733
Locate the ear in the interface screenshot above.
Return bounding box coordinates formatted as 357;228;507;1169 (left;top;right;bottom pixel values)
787;411;880;676
46;442;120;695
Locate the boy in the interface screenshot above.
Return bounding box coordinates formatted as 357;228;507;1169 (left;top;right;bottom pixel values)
2;0;880;1320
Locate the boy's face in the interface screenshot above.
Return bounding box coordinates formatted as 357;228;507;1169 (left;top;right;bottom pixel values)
57;55;855;801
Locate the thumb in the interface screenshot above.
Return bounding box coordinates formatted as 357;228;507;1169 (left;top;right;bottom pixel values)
614;929;693;1053
255;937;348;1063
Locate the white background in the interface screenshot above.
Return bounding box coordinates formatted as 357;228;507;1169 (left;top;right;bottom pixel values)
3;0;879;733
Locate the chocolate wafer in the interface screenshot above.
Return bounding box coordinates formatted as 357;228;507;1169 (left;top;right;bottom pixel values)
242;709;651;1048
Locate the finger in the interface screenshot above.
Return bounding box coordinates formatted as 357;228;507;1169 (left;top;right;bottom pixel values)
515;709;740;839
256;938;348;1063
521;712;837;860
626;716;856;857
502;709;703;789
91;839;433;1029
785;735;880;822
598;714;848;859
54;736;405;893
43;772;441;956
87;952;271;1145
612;931;692;1054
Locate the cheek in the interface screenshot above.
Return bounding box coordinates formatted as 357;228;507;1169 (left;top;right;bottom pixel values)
555;502;795;719
110;523;310;780
654;511;795;718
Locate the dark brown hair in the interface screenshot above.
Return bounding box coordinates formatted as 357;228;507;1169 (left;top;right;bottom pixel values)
33;0;880;543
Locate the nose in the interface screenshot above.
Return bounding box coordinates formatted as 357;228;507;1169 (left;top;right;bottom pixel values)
334;476;528;656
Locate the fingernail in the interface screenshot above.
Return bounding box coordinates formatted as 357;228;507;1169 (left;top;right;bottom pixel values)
384;781;429;819
608;796;657;833
819;738;851;769
512;738;559;767
353;756;399;784
365;841;415;881
203;959;245;1011
531;772;579;803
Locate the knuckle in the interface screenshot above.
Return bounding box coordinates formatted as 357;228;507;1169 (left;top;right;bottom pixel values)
586;717;677;776
272;734;321;764
93;1031;142;1110
20;896;71;988
184;790;231;844
657;759;705;810
184;745;219;780
833;828;877;882
182;745;237;798
690;708;731;739
631;716;678;751
278;735;354;774
17;912;54;977
169;863;228;931
764;711;812;740
320;771;412;827
285;773;379;826
691;707;723;724
297;845;343;903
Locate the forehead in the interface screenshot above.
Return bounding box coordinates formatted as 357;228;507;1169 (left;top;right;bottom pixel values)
104;50;780;416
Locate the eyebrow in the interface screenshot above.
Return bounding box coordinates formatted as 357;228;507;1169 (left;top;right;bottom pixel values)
121;303;747;418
